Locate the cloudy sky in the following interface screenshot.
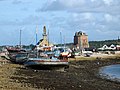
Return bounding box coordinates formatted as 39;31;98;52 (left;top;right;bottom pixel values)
0;0;120;45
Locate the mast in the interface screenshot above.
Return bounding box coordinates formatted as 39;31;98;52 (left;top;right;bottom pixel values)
36;25;38;58
19;29;22;49
60;32;62;46
117;36;120;45
36;25;38;45
48;28;49;46
64;35;66;51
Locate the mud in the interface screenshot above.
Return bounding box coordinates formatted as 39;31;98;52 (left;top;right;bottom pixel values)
0;57;120;90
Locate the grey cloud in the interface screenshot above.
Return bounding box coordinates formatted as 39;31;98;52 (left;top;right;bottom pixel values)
12;0;31;5
12;0;22;4
37;1;66;12
0;16;38;26
0;0;7;1
39;0;120;15
39;0;120;33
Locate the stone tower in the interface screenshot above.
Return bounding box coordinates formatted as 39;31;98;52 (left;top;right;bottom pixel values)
74;31;89;49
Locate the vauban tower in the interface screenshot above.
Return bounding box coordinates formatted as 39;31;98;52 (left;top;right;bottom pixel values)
74;31;89;49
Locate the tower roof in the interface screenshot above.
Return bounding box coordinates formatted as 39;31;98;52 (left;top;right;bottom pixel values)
75;31;87;36
43;26;46;35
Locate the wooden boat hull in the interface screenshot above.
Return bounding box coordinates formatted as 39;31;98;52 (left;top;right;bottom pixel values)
24;58;69;70
8;52;28;64
6;47;26;53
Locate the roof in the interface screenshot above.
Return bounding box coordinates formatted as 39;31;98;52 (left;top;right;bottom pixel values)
75;31;87;36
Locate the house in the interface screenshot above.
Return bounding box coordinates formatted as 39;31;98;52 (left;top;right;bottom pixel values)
98;44;116;51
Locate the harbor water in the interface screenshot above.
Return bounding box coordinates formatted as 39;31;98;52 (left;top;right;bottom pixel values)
99;64;120;82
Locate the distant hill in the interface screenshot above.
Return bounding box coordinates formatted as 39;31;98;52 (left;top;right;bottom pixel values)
56;39;120;49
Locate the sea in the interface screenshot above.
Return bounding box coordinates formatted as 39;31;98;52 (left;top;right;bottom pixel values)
99;64;120;82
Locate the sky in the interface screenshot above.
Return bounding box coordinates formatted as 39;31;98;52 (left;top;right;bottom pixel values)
0;0;120;45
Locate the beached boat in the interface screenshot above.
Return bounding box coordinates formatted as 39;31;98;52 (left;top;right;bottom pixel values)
6;47;25;53
24;26;69;70
8;52;28;64
7;47;28;64
24;56;68;70
15;52;28;64
6;29;29;64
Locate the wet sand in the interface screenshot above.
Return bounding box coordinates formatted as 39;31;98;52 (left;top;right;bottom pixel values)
0;56;120;90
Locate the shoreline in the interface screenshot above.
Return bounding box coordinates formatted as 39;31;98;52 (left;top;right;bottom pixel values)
0;55;120;90
98;64;120;83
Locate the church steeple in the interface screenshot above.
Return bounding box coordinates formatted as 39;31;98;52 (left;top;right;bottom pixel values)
43;26;46;35
43;26;47;40
38;25;53;48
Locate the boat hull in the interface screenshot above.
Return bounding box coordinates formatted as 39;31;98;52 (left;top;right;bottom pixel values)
24;59;69;70
8;52;28;64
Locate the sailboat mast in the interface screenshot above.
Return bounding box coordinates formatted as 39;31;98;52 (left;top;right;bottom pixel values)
64;35;66;51
19;29;22;49
36;31;38;45
36;26;38;45
60;32;62;46
48;28;49;46
36;25;38;58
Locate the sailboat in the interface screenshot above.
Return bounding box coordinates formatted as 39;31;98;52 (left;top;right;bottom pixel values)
7;30;28;64
24;26;69;70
